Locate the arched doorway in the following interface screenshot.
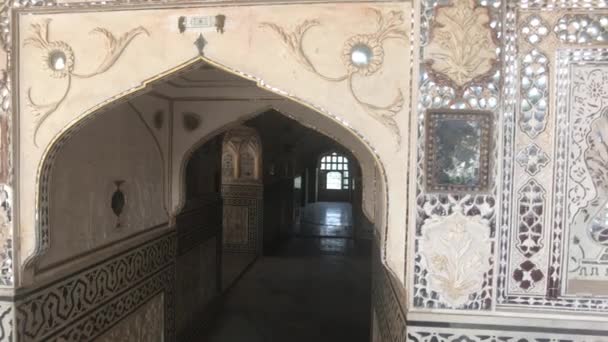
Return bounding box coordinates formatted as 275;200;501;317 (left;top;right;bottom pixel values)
19;56;392;341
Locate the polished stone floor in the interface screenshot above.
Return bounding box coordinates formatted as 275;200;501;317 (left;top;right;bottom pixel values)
203;206;371;342
296;202;354;238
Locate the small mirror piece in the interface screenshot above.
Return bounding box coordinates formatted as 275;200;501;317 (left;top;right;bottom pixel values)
49;50;67;71
435;119;481;186
425;110;492;192
350;44;373;66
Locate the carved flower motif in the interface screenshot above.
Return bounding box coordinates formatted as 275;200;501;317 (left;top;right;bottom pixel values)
42;41;75;78
420;211;491;307
424;0;497;88
342;35;384;76
576;69;608;109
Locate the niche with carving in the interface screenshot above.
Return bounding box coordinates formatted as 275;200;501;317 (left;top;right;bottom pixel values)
221;126;262;183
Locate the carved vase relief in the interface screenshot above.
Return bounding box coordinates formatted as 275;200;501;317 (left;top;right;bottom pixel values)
420;211;491;307
423;0;498;95
261;8;407;145
23;19;148;145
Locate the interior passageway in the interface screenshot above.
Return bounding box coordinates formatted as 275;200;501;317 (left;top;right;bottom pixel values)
41;60;376;341
204;236;371;342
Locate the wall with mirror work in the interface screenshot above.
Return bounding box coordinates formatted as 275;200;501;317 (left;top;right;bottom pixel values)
406;0;608;340
0;0;607;341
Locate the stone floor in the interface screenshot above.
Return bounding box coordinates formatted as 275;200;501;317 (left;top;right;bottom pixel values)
296;202;354;238
204;202;371;342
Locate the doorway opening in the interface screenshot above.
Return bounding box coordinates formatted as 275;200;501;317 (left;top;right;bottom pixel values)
40;60;381;342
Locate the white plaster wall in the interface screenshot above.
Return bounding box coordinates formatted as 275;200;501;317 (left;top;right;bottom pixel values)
42;102;167;270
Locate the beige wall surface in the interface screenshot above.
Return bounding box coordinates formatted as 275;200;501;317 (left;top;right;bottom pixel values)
14;1;411;285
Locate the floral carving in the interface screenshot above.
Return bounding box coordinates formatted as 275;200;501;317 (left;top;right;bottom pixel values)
421;211;491;307
24;19;149;146
260;8;407;145
423;0;498;94
568;68;608;222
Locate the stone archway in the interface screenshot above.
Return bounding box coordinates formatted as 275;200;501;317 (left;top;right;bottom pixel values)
14;2;411;286
11;3;412;340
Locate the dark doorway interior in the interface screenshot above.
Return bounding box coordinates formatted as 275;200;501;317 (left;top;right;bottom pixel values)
185;110;371;342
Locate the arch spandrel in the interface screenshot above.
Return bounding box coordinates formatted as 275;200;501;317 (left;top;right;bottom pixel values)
16;2;412;283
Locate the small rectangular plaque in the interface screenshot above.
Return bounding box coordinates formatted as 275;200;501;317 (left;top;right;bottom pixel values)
178;15;226;34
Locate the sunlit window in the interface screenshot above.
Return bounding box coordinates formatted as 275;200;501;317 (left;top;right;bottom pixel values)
294;176;302;189
326;172;342;190
320;152;350;190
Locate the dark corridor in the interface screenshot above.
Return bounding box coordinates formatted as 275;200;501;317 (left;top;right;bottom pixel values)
203;206;371;342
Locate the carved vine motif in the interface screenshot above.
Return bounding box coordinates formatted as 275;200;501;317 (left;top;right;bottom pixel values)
24;19;149;146
260;9;407;145
423;0;498;95
420;210;491;307
583;109;608;247
568;67;608;222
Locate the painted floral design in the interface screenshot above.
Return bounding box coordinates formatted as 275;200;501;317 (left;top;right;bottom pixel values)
23;19;149;146
341;34;384;76
260;8;407;146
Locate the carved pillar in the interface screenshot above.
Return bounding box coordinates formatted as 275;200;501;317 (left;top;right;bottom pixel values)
221;126;263;255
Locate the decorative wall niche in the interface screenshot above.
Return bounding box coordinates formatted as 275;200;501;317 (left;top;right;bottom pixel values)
221;126;262;183
182;112;201;132
424;110;492;193
111;180;126;228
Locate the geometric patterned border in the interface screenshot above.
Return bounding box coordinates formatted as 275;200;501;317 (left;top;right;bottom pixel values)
221;197;262;254
222;184;263;254
15;232;176;341
407;326;608;341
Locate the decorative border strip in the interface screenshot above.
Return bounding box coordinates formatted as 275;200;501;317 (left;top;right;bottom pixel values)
50;268;174;342
15;232;176;341
407;326;608;341
221;184;263;199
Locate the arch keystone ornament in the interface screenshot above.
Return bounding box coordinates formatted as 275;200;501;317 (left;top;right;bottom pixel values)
423;0;498;96
420;210;491;307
